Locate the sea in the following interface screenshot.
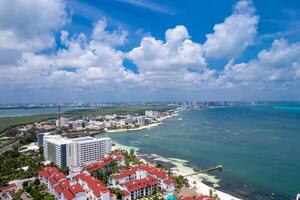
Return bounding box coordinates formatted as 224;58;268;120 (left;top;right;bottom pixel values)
95;103;300;200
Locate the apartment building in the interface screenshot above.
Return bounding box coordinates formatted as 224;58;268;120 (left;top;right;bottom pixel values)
43;135;111;168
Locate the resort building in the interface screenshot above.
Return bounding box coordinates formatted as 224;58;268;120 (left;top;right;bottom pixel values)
122;176;158;200
83;151;126;173
43;135;112;168
111;165;175;200
38;167;94;200
73;173;110;200
38;152;175;200
145;110;160;118
56;117;70;127
37;132;51;147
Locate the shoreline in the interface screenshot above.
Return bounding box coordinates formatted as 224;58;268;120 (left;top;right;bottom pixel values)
104;112;178;133
112;142;241;200
105;122;162;133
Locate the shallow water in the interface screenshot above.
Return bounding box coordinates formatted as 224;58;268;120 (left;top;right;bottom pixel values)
98;104;300;200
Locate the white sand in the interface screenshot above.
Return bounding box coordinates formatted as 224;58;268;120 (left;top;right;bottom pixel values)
151;154;241;200
106;123;161;133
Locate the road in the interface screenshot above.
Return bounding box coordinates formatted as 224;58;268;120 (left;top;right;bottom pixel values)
0;140;19;155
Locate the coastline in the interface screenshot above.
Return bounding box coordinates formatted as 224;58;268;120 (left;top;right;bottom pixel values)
106;122;162;133
112;142;241;200
105;112;178;133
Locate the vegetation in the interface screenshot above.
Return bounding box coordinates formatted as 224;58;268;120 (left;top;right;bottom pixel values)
91;160;119;184
209;189;221;200
140;187;164;200
112;188;123;199
19;127;38;145
0;114;55;134
0;137;17;148
0;145;44;186
22;180;54;200
173;175;189;190
124;148;144;167
0;105;174;134
66;105;175;119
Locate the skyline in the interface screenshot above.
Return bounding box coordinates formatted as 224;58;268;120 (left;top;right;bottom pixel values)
1;0;300;103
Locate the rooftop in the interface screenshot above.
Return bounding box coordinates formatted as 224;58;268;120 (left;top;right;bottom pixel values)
43;135;111;145
43;135;73;145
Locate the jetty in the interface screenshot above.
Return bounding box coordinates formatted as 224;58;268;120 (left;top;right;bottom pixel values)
183;165;223;177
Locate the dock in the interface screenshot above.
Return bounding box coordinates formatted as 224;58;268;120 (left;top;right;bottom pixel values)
183;165;223;177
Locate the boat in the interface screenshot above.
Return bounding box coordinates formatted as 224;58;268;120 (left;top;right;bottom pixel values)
296;193;300;200
144;134;149;137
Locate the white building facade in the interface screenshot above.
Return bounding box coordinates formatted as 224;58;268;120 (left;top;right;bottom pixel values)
43;135;112;168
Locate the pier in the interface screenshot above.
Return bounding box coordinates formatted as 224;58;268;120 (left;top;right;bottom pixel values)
183;165;223;177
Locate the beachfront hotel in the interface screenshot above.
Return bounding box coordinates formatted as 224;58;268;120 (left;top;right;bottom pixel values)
43;135;112;168
37;132;51;147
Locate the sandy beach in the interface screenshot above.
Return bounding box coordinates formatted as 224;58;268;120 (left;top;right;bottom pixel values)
106;122;161;133
105;112;179;133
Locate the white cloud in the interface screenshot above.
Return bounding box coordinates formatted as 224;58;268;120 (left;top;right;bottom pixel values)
117;0;174;15
128;25;206;71
92;18;128;47
0;0;67;52
203;0;258;59
221;39;300;86
0;0;299;101
0;19;140;91
127;25;210;89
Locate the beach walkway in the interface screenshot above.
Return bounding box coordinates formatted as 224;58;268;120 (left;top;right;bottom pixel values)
183;165;223;177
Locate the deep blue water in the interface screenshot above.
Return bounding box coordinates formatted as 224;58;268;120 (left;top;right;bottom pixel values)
99;104;300;200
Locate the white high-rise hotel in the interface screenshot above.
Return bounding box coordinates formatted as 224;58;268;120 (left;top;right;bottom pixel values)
43;135;111;168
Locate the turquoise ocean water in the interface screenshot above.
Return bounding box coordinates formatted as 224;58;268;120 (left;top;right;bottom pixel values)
98;104;300;200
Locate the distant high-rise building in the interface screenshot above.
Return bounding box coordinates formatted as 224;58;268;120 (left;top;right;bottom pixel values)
43;135;111;168
145;110;159;118
55;117;69;127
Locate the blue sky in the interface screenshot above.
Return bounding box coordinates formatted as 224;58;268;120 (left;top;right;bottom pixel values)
0;0;300;103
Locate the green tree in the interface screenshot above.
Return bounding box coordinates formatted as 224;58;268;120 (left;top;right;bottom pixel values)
113;188;123;200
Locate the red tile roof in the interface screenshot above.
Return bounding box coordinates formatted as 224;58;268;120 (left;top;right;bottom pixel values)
164;178;174;185
111;167;139;179
196;196;214;200
0;183;16;192
149;169;167;179
88;182;108;197
49;177;58;185
59;180;71;189
38;170;50;178
53;172;66;182
111;164;169;181
138;165;156;172
68;183;85;195
180;197;194;200
38;167;59;179
63;189;75;200
122;190;130;196
124;176;158;192
43;167;59;174
54;184;63;194
84;156;113;172
74;173;108;197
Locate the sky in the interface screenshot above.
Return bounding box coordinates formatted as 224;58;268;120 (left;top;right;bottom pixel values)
0;0;300;103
